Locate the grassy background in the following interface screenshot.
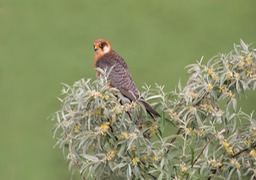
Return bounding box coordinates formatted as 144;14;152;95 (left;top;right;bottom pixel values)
1;0;256;179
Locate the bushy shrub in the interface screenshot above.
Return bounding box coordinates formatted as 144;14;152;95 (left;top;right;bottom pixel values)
53;40;256;179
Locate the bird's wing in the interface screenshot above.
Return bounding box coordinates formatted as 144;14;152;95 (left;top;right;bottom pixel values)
96;53;140;98
96;53;160;118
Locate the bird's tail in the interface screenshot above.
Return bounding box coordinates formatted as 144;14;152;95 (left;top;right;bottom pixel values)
139;100;161;119
118;88;160;119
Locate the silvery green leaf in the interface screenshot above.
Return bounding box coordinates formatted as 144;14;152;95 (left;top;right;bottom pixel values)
232;98;237;111
81;154;99;163
228;168;236;180
240;39;248;51
112;163;127;171
127;164;131;179
158;173;163;180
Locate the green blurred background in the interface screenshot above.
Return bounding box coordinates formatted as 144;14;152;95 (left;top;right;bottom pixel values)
1;0;256;179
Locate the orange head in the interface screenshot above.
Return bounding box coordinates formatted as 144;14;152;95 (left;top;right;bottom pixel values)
93;39;113;69
93;39;112;57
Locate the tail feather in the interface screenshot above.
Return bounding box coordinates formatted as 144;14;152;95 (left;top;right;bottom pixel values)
118;88;161;119
140;100;161;119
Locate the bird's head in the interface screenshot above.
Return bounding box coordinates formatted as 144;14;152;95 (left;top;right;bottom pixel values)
93;39;112;56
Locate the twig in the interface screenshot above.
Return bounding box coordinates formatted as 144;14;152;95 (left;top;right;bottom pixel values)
232;144;256;158
192;134;216;168
171;128;182;143
69;139;86;180
166;128;182;154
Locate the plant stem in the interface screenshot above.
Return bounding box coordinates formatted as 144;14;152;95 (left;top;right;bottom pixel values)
192;134;215;167
232;144;256;158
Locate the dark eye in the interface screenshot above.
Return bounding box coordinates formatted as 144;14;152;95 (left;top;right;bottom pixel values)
100;42;107;49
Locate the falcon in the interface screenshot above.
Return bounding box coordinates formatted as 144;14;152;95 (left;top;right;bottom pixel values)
93;39;160;119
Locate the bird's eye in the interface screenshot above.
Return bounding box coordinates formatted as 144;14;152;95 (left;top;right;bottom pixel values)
99;44;103;48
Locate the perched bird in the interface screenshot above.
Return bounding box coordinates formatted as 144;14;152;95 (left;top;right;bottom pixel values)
93;39;160;118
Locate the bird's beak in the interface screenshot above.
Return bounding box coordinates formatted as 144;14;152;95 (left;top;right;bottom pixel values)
94;45;99;51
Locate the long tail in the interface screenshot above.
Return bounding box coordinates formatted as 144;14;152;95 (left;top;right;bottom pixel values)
119;88;161;119
140;100;161;119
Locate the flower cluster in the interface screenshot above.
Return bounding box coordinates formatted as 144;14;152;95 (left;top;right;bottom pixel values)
104;149;117;161
96;122;110;135
210;159;223;168
230;159;241;169
222;139;233;154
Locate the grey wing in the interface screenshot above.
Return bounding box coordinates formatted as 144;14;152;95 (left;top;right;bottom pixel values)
96;57;140;98
109;60;160;118
108;59;140;97
96;56;160;118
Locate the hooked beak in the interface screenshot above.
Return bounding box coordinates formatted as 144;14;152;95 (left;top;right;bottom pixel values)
94;45;99;51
